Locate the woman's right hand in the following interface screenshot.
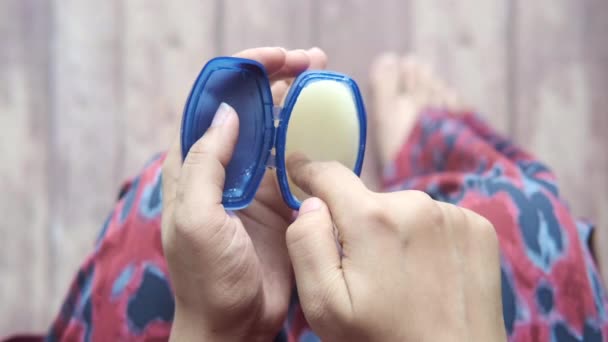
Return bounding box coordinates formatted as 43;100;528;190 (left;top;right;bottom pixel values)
285;155;507;341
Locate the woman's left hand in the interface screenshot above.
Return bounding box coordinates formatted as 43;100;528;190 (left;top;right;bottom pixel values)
161;47;327;341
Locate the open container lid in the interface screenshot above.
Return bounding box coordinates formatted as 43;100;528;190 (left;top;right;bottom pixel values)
181;57;366;210
181;57;274;210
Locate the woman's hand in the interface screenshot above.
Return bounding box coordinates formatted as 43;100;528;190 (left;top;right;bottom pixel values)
286;155;507;341
161;47;327;342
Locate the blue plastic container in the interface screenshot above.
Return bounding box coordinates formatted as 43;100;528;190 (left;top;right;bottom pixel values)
181;57;366;210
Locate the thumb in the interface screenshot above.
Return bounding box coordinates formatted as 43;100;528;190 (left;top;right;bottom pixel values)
177;102;239;218
166;101;240;264
286;197;351;328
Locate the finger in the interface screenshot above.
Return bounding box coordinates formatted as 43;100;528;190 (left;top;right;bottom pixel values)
307;47;328;70
271;80;290;105
233;47;287;76
269;48;326;105
286;153;369;214
286;197;351;326
270;49;310;81
177;103;239;221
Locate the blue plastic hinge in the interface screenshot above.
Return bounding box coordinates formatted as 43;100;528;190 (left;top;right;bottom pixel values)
272;105;282;121
265;105;283;169
266;106;283;168
266;152;277;168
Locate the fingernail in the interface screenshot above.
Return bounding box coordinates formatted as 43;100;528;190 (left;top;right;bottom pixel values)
211;102;232;127
298;197;322;216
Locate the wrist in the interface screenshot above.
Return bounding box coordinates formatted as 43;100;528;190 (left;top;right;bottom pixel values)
170;303;275;342
170;306;243;342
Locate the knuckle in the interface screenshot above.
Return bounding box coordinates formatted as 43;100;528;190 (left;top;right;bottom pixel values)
456;207;500;257
447;203;468;226
285;219;309;248
183;140;213;166
474;212;494;231
308;160;340;180
378;190;446;240
287;214;333;254
406;190;444;227
468;210;498;244
405;189;433;203
405;190;436;209
172;203;223;237
427;201;445;228
361;197;398;230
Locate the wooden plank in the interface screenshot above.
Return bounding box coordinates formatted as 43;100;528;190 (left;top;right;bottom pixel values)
123;0;218;177
48;0;123;316
513;0;608;276
409;0;511;134
221;0;315;54
317;0;409;90
512;0;591;219
317;0;410;191
582;0;608;283
513;0;590;212
0;0;51;333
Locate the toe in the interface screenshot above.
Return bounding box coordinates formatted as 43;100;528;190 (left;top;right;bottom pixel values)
401;56;433;92
402;56;436;106
401;56;419;92
370;53;401;99
444;89;468;112
271;80;290;106
378;95;419;165
401;55;466;111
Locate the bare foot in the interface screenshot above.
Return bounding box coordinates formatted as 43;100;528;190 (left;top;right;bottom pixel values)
369;54;466;170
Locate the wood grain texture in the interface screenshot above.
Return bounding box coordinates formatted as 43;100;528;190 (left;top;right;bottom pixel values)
122;0;217;177
0;0;607;336
48;0;123;316
221;0;315;54
409;0;511;133
0;0;52;333
582;0;608;283
317;0;410;85
317;0;410;191
513;0;608;278
513;2;592;216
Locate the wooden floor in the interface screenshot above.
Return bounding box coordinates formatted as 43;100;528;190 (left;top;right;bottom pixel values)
1;0;607;334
